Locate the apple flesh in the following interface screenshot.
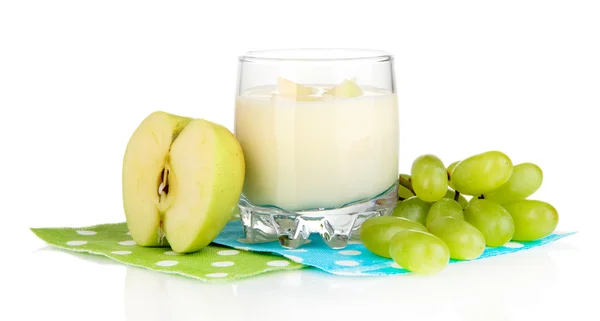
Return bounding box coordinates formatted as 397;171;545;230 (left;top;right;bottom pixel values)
122;111;245;253
275;77;316;101
324;78;363;98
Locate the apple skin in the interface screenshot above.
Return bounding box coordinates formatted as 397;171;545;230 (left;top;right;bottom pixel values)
163;119;246;253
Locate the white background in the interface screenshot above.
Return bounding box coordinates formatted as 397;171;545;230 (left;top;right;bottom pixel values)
1;0;599;320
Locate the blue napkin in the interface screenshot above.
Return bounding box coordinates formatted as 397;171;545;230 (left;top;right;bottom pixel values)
212;220;575;276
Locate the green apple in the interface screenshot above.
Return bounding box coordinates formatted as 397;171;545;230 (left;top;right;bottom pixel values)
122;111;245;253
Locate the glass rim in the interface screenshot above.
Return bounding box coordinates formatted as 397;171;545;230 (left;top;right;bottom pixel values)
239;48;393;62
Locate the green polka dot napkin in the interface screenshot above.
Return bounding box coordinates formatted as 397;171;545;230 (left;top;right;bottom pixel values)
30;222;303;282
32;219;574;281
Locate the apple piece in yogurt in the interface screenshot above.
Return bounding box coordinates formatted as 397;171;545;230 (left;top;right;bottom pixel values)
324;78;363;98
276;77;316;101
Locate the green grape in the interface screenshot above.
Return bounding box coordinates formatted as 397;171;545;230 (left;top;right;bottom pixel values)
483;163;543;204
502;200;559;241
398;184;415;200
447;160;459;174
466;196;479;208
411;154;448;202
359;216;427;258
426;198;464;228
447;160;460;190
392;196;431;226
389;229;450;274
427;217;486;260
443;188;469;208
464;199;515;247
450;151;513;196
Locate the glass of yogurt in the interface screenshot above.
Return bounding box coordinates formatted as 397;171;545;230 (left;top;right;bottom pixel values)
234;49;399;249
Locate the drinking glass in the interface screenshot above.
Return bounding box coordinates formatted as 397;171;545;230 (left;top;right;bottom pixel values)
234;49;399;249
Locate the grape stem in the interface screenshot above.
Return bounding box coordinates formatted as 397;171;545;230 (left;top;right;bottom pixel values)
454;190;461;202
399;176;414;194
478;195;485;199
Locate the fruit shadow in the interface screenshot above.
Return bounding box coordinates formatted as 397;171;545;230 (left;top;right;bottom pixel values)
121;243;562;321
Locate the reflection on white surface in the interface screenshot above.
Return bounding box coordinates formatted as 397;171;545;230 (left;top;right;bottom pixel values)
122;248;560;321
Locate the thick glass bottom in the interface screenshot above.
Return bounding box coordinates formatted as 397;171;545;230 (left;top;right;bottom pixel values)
237;183;398;249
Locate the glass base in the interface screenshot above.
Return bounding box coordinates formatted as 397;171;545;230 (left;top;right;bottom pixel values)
237;184;398;249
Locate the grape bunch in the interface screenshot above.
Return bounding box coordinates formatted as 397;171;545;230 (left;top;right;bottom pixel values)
360;151;559;274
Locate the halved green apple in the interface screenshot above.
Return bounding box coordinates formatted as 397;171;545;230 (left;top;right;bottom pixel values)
324;78;363;98
122;111;245;253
